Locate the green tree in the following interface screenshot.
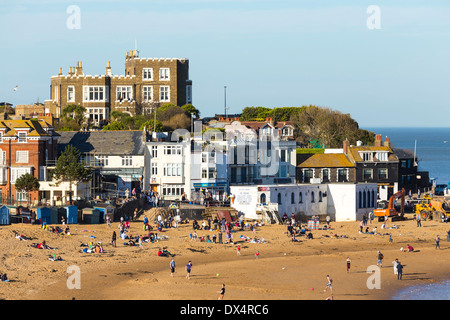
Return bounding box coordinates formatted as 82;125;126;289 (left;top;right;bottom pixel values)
51;145;91;205
14;173;40;206
181;104;200;118
62;104;86;126
102;121;126;131
140;119;163;132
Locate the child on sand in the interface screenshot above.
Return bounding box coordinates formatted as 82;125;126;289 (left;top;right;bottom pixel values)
255;251;259;259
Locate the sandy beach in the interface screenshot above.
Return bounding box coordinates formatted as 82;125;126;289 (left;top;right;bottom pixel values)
0;212;449;301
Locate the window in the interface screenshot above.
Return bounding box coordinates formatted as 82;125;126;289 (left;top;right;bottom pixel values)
376;152;388;161
17;191;27;202
360;152;373;161
16;151;29;163
160;86;170;102
202;168;207;179
186;85;192;103
337;169;348;182
121;156;132;166
151;162;158;175
162;185;184;196
151;146;158;158
164;163;182;176
159;68;170;80
143;68;153;80
202;153;207;163
83;86;107;102
299;192;303;203
311;192;315;203
143;86;153;102
208;168;216;179
322;169;330;182
116;86;133;101
97;155;108;166
18;132;27;143
363;169;373;180
378;168;388;180
11;167;32;184
277;193;282;205
303;169;314;183
0;150;5;165
291;192;295;204
280;149;286;162
164;145;181;155
260;193;266;204
67;86;75;102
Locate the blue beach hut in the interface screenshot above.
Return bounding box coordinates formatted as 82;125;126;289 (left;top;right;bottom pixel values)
64;205;78;224
0;205;10;225
36;207;52;224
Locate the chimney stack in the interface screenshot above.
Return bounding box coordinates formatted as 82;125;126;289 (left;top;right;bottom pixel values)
384;136;391;147
374;134;382;147
106;61;111;76
75;61;83;76
343;139;350;154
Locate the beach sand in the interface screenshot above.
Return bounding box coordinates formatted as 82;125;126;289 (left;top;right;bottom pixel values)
1;214;449;301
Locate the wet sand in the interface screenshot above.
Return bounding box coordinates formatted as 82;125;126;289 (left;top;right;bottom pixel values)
1;214;449;301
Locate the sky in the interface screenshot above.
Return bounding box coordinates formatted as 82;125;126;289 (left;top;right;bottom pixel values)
1;0;449;128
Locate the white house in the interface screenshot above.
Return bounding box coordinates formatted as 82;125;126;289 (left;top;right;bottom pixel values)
230;183;377;222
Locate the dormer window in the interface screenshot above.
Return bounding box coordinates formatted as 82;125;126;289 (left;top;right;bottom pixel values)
18;132;27;143
360;152;373;162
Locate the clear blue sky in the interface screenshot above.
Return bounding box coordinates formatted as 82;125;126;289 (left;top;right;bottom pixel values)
1;0;449;128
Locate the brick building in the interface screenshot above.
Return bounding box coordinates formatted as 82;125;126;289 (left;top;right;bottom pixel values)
0;119;60;205
44;50;192;126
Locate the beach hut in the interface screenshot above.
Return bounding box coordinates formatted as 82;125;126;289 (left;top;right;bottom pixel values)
82;208;100;224
36;207;52;224
93;203;115;223
49;207;59;224
64;205;78;224
0;205;10;225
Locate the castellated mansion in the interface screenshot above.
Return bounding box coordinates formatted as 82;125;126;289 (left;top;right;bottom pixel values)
41;50;192;126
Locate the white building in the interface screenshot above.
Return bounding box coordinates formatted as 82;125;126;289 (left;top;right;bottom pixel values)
230;183;377;222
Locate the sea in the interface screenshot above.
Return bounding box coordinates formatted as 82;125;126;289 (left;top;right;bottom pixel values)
366;127;450;185
367;127;450;300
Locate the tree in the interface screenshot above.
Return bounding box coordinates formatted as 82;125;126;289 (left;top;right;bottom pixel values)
14;173;40;206
51;145;91;205
181;104;200;118
290;105;375;148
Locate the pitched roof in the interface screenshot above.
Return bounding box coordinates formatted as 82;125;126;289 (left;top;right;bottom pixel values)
347;146;398;162
57;131;145;155
0;119;51;137
297;153;354;168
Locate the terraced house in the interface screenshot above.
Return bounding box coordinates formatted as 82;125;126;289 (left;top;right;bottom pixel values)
0;118;59;204
44;50;192;126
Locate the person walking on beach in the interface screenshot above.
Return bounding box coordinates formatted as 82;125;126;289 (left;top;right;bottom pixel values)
346;257;351;273
436;235;441;249
112;231;117;247
392;258;399;276
186;261;192;279
416;214;422;227
323;275;333;294
218;284;225;300
170;258;176;277
236;244;241;256
396;261;403;280
377;251;384;268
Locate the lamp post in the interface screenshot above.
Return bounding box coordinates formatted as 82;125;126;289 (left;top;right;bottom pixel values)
224;86;227;118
